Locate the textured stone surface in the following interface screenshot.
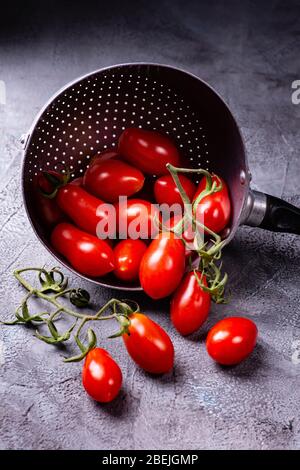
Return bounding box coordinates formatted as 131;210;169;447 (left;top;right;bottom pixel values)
0;0;300;450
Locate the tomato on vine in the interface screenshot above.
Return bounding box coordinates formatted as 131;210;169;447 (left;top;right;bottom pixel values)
193;175;231;234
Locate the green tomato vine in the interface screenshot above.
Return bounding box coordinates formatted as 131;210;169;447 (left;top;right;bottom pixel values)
165;163;229;303
1;267;138;362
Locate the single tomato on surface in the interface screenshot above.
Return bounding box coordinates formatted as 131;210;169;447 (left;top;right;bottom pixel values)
123;313;174;374
171;271;211;336
119;128;180;175
82;348;122;403
83;158;145;203
206;317;258;365
139;232;185;299
115;198;160;239
113;239;147;282
51;223;115;277
193;175;231;234
154;174;196;207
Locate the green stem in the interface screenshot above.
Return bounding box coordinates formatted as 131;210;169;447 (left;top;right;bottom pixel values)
166;163;198;206
74;318;89;353
165;165;229;304
166;164;221;243
94;298;119;318
53;289;73;299
48;308;63;323
14;269;124;321
14;268;39;292
6;267;139;361
166;163;212;179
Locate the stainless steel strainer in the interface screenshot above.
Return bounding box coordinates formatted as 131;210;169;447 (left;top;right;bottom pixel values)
21;63;300;291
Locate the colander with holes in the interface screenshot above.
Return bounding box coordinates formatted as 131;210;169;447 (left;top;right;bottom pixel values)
21;63;300;291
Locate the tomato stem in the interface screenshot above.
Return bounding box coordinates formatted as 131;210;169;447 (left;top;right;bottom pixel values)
166;164;229;303
1;267;139;362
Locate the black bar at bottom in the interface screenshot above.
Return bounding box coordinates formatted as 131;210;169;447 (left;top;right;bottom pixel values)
0;449;299;467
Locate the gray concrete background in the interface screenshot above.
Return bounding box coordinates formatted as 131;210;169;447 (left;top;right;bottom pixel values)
0;0;300;450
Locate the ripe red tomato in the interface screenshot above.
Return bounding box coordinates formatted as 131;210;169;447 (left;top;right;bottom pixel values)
139;232;185;299
113;239;147;282
83;158;145;203
119;128;180;175
82;348;122;403
171;271;211;336
38;198;65;228
51;222;115;277
154;174;196;207
34;192;66;228
115;198;160;239
206;317;258;365
56;184;111;238
193;175;231;234
123;313;174;374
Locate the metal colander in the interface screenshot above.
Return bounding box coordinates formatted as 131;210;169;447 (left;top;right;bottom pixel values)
21;63;249;291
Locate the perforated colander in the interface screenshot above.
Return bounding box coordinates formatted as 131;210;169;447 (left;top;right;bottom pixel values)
22;63;300;291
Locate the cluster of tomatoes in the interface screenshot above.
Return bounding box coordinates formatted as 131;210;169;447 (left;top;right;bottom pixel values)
82;313;258;403
83;311;175;403
35;127;258;403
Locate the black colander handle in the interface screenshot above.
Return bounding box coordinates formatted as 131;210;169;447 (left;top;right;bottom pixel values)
260;194;300;234
243;190;300;235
